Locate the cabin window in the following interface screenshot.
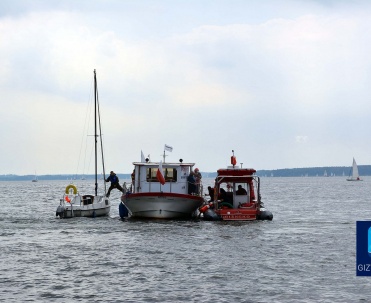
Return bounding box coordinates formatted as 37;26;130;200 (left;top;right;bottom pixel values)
146;168;157;182
146;167;177;182
165;168;177;182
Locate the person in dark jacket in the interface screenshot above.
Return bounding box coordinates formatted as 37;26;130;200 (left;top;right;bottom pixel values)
218;188;228;202
187;172;196;195
105;171;123;197
207;186;215;202
236;185;247;195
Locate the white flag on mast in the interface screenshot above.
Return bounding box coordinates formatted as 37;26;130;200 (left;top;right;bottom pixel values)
164;144;173;152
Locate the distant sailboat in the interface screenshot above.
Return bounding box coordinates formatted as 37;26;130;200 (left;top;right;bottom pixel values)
347;158;362;181
32;172;38;182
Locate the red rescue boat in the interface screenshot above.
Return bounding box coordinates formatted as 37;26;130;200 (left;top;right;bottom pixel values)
200;150;273;221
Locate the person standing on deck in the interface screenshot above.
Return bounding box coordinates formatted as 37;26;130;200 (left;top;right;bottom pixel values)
187;171;196;195
194;168;202;194
105;171;123;197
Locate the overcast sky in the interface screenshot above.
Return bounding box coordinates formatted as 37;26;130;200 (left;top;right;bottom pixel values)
1;0;371;175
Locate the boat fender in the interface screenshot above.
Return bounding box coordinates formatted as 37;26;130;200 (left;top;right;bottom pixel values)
258;209;273;221
199;204;210;213
122;182;127;194
65;184;78;195
203;209;221;221
119;202;129;218
199;202;214;213
56;205;65;218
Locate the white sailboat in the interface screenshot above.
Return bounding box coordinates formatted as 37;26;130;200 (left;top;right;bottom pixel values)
346;158;362;181
32;172;38;182
56;70;111;218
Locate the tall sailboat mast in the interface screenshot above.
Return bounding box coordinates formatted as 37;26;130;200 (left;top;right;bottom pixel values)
94;69;98;196
93;69;107;195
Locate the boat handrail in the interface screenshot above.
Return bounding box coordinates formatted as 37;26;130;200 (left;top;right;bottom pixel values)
196;183;203;197
217;174;256;178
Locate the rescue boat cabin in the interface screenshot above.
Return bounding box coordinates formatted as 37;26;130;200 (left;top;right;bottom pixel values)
213;167;260;209
130;160;202;195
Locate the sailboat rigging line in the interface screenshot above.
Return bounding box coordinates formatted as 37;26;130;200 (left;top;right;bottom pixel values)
87;141;94;178
82;79;94;177
100;134;108;192
96;78;107;194
74;76;94;180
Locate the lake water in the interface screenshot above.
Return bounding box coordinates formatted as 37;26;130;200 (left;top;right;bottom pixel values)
0;177;370;302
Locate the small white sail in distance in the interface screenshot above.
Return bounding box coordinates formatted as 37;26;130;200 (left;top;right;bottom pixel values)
347;157;362;181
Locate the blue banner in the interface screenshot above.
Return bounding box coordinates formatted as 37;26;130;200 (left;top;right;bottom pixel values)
356;221;371;276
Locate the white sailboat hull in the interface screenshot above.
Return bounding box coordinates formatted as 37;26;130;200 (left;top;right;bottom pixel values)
62;205;110;218
57;195;111;218
346;178;362;181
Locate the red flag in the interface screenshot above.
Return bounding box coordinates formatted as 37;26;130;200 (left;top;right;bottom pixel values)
156;161;166;185
65;196;71;203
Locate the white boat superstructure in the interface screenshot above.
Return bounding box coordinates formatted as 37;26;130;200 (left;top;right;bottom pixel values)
347;157;362;181
120;159;204;219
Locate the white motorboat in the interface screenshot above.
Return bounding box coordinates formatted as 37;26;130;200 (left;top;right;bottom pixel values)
56;70;111;218
119;152;204;219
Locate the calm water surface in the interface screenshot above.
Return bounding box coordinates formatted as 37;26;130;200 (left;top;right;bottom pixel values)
0;177;370;302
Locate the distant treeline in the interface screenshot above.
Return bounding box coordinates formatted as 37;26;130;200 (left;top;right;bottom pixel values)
256;165;371;177
0;166;369;181
203;165;369;178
